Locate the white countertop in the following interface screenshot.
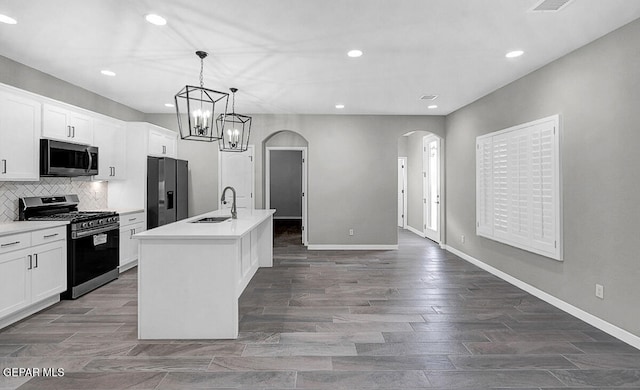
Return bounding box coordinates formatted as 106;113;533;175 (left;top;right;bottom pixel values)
0;221;69;237
134;209;275;240
83;208;144;216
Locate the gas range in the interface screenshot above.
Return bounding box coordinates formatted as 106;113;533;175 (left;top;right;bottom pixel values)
18;194;120;299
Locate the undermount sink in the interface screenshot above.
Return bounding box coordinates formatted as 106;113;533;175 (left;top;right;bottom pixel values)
191;216;231;223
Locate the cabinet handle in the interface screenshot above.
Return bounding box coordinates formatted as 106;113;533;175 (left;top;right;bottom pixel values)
72;126;76;138
28;254;32;270
128;218;137;222
34;254;38;268
113;167;116;176
1;159;6;174
162;145;166;154
67;125;72;137
1;241;20;248
130;228;134;238
43;233;59;239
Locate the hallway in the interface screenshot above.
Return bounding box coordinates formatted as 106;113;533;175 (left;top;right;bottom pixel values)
1;230;639;389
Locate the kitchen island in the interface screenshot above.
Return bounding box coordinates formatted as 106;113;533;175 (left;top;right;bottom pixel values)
134;209;275;339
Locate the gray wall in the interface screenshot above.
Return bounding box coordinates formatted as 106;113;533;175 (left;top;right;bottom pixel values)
270;150;303;218
445;19;640;336
0;55;144;121
148;114;445;246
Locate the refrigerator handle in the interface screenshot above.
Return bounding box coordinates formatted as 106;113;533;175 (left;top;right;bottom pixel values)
167;191;174;210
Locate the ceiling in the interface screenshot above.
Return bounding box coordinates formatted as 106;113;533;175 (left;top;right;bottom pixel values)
1;0;639;115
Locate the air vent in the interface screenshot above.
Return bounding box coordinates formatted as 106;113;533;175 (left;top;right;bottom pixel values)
530;0;574;12
420;94;438;101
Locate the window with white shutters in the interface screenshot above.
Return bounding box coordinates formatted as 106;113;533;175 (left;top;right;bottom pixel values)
476;115;562;261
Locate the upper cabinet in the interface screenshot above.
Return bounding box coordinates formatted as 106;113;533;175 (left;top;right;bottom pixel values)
42;103;93;145
0;90;41;181
148;127;177;158
93;118;127;181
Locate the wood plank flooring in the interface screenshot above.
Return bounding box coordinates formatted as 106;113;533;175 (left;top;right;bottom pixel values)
1;228;639;389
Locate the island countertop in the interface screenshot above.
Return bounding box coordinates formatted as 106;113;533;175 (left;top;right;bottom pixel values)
134;209;275;240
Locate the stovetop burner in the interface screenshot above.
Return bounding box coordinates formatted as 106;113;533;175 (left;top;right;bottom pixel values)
26;211;117;222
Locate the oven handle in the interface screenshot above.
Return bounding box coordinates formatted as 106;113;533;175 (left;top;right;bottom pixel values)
72;224;118;239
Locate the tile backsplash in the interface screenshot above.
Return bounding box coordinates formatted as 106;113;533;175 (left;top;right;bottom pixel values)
0;177;108;223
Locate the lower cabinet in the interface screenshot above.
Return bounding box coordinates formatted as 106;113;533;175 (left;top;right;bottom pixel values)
119;212;146;272
0;227;66;328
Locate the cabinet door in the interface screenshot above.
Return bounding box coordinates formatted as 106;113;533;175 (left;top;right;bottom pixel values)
119;222;145;269
163;134;177;158
94;120;126;180
0;91;40;181
148;129;178;158
42;103;71;141
148;130;167;156
0;250;30;318
30;242;66;303
69;113;93;145
42;104;93;145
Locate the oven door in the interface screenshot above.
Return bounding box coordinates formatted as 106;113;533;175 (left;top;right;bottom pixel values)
66;225;119;298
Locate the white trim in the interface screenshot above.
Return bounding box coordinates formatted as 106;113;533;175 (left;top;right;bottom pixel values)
422;135;442;244
307;244;398;251
398;157;407;229
273;216;303;220
407;225;425;238
443;244;640;350
266;146;308;246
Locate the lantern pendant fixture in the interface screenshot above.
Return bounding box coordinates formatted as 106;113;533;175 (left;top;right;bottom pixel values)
174;51;229;142
216;87;251;152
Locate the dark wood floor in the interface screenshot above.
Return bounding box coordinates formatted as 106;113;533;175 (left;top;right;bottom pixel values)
1;229;639;389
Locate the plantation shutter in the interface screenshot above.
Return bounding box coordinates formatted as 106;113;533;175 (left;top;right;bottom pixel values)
475;115;561;260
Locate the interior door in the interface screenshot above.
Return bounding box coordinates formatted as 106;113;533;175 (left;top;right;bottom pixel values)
219;146;254;210
423;135;441;243
398;157;407;228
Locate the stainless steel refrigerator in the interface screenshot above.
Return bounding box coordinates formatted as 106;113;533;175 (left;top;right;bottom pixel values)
147;157;188;229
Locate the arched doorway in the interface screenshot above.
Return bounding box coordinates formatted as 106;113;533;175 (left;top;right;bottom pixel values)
263;131;309;246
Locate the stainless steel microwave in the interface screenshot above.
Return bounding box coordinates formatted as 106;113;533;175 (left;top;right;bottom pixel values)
40;139;99;177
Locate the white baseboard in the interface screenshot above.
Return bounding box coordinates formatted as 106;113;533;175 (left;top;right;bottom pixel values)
0;295;59;331
307;244;398;251
119;260;138;273
273;216;302;220
407;225;425;238
444;244;640;350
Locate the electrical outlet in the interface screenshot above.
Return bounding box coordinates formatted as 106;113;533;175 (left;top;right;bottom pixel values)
595;284;604;299
461;235;465;243
349;229;354;236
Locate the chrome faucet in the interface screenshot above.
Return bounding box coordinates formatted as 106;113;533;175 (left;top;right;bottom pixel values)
220;186;237;219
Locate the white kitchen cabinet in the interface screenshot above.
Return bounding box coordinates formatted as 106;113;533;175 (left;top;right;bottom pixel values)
0;249;30;318
0;90;41;181
148;127;177;158
108;122;179;211
0;226;67;329
93;118;127;180
119;211;146;272
42;103;93;145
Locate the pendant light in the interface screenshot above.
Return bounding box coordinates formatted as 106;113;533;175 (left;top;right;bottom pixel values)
216;88;251;152
174;51;229;142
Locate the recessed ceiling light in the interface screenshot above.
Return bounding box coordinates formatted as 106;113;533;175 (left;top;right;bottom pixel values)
335;104;345;109
428;105;438;109
506;50;524;58
100;70;116;77
164;103;175;108
347;49;363;58
0;14;17;24
145;13;167;26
